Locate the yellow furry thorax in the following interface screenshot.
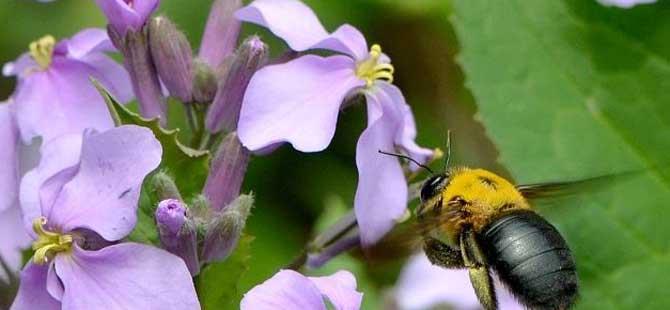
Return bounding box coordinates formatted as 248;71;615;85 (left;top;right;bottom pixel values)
423;167;531;245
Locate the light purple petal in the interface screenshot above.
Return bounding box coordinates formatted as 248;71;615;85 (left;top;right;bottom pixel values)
235;0;328;51
378;83;433;168
0;205;31;282
0;103;18;213
78;52;134;103
596;0;656;8
311;24;369;61
235;0;368;58
10;263;60;310
308;270;363;310
46;263;64;301
354;89;407;246
54;243;200;309
19;134;82;233
241;269;327;310
46;126;162;241
394;254;523;310
95;0;159;35
2;53;37;78
63;28;115;59
238;55;364;152
13;59;115;143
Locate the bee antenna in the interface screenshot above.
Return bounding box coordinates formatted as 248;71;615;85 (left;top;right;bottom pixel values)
378;150;434;174
444;130;453;170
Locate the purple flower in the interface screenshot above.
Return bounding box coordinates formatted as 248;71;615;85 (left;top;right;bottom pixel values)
11;126;200;309
95;0;160;36
394;254;523;310
235;0;433;245
2;29;133;143
596;0;656;7
0;101;34;282
241;269;363;310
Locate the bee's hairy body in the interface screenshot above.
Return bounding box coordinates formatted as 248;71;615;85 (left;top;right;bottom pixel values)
418;167;578;310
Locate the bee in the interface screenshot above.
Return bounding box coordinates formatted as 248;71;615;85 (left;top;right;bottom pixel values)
378;142;614;310
417;168;578;310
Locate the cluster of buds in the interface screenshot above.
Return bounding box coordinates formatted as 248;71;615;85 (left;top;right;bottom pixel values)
97;0;268;275
152;172;253;276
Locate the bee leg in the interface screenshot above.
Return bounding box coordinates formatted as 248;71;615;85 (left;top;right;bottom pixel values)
460;229;497;310
423;237;465;268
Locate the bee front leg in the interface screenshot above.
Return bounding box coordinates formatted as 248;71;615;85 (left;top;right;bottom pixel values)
423;237;465;268
460;229;497;310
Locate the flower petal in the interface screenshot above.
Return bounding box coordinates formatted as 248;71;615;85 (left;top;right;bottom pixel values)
235;0;368;58
2;53;36;78
235;0;328;52
0;103;18;213
354;89;407;246
308;270;363;310
54;243;200;310
394;254;523;310
79;52;134;103
312;24;369;61
19;134;82;233
47;126;161;241
238;55;364;152
0;205;31;282
377;83;433;167
13;59;115;143
63;28;115;59
241;269;327;310
596;0;656;8
94;0;158;35
10;263;60;310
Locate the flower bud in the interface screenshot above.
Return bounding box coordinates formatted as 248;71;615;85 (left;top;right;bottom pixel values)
201;194;253;263
108;25;167;124
191;58;218;104
199;0;242;68
155;199;200;275
205;36;268;134
203;132;250;211
96;0;159;37
149;16;194;103
150;171;182;201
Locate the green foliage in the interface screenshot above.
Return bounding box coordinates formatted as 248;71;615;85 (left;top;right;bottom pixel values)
93;81;210;244
451;1;670;308
196;235;254;310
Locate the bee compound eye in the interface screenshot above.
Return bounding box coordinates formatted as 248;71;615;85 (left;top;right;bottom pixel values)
420;174;447;202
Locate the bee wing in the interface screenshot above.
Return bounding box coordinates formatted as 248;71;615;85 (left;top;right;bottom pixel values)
516;171;639;200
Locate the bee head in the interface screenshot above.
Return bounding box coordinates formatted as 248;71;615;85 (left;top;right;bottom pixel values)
420;173;450;203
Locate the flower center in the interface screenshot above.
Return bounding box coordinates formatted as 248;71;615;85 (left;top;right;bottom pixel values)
29;35;56;70
31;217;73;265
355;44;395;88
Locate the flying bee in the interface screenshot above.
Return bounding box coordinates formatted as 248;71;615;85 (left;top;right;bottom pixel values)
377;140;623;310
416;168;578;310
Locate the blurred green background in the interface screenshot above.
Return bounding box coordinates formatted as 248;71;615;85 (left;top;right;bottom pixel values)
2;0;669;309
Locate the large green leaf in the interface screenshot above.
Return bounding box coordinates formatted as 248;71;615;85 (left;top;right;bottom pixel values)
451;1;670;309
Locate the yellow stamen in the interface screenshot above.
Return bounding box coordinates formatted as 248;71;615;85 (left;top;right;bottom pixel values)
29;35;56;70
355;44;395;88
31;217;73;265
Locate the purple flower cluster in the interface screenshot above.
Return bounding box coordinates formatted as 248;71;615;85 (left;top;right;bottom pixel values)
0;0;490;309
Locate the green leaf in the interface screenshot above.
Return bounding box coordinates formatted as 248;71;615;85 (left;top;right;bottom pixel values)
93;80;210;244
196;235;254;310
451;1;670;309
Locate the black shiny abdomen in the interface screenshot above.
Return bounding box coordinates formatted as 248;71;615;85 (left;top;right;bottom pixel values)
478;210;578;309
